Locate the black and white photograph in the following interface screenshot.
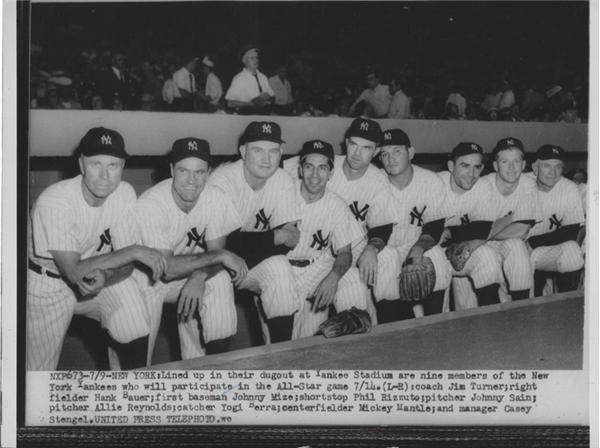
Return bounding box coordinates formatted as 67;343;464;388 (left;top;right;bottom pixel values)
3;1;597;446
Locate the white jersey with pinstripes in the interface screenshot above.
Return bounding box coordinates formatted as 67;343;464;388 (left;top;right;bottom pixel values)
387;165;446;248
482;172;540;222
526;175;585;237
284;155;393;231
134;179;242;256
288;182;365;261
30;175;136;269
209;159;301;231
437;171;496;227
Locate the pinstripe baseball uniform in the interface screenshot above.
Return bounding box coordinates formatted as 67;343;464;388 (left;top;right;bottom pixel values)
438;171;504;310
208;159;302;319
483;172;539;295
27;176;149;370
374;166;452;302
133;179;242;360
527;175;585;273
285;154;393;259
288;182;368;338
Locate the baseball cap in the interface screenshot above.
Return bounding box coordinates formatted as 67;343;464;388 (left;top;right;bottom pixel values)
298;139;334;165
171;138;211;164
78;127;128;159
240;121;285;145
381;129;411;147
535;144;566;161
492;137;524;157
345;118;383;145
450;142;484;160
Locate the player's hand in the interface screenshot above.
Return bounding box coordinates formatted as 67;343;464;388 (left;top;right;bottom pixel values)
357;244;378;286
312;272;340;312
77;269;106;298
274;222;300;248
406;246;425;268
219;250;248;286
178;273;206;323
134;246;167;282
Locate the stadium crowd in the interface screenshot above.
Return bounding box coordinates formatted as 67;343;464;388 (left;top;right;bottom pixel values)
30;43;587;123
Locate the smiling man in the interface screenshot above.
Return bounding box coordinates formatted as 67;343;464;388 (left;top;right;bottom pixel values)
28;127;168;370
208;121;301;343
438;142;504;309
527;145;585;294
287;140;368;338
133;138;247;361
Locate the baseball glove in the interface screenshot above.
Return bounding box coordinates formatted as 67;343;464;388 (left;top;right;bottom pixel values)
398;256;436;302
318;307;372;338
445;240;486;272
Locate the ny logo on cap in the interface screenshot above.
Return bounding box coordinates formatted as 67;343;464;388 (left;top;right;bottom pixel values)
360;121;369;131
471;143;479;151
507;139;514;146
384;132;391;141
188;140;198;151
262;124;272;134
101;135;112;145
313;141;324;149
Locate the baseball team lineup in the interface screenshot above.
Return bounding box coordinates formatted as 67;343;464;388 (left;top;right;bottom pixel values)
27;117;586;371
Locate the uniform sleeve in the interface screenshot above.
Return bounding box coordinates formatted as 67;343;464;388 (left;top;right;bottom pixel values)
331;203;366;252
207;168;236;199
134;201;172;251
511;182;539;222
111;186;139;249
565;184;585;226
205;190;243;241
366;181;395;228
270;173;302;228
31;203;79;257
471;180;496;222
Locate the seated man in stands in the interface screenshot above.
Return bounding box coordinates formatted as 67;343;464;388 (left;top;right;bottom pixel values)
348;70;392;118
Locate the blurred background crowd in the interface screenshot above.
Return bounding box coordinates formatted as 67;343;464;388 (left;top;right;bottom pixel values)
29;2;588;122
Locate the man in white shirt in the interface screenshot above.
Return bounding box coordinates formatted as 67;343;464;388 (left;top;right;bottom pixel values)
172;57;199;112
196;55;223;112
348;71;392;118
269;64;294;115
225;46;274;115
387;78;412;119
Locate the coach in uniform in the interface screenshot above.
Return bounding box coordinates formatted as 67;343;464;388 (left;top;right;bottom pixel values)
27;127;167;370
225;46;274;115
374;128;452;322
438;142;504;309
288;139;369;338
482;137;539;301
208;121;301;343
133;138;247;360
527;144;585;294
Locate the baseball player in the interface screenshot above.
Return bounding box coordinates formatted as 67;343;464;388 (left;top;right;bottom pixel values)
527;145;585;294
374;128;452;322
288;139;369;338
133;138;247;360
482;137;539;301
27;127;167;370
438;142;504;309
284;118;395;299
208;121;301;343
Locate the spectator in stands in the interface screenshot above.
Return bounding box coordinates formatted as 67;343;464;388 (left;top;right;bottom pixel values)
162;63;179;110
498;79;515;110
140;61;162;109
91;95;104;110
445;80;466;118
347;70;391;118
269;64;294;115
172;56;200;112
98;51;135;109
58;86;82;110
520;79;546;121
480;81;502;113
195;55;223;113
387;76;411;119
558;101;582;123
444;102;462;120
225;45;274;115
465;103;480;120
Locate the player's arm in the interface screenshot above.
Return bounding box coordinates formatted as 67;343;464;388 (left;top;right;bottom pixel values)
489;222;533;241
407;218;446;262
312;244;353;311
527;224;582;249
357;223;393;286
51;244;166;286
226;221;300;269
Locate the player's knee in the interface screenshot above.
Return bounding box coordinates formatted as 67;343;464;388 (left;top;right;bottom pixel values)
105;311;150;344
502;238;529;260
557;241;585;273
425;246;452;292
468;245;503;288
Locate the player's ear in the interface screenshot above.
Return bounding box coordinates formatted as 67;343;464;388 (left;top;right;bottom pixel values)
78;156;85;174
239;145;246;160
408;146;415;161
532;160;539;176
492;160;498;173
447;160;455;172
297;164;303;179
519;159;526;171
170;163;174;178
